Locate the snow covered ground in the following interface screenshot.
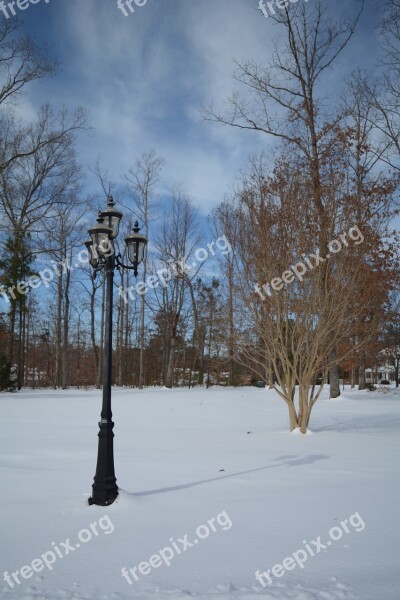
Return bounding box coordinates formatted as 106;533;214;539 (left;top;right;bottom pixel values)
0;385;399;600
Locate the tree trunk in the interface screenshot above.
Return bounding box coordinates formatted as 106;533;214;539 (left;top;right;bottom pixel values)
90;280;99;386
228;264;235;386
61;260;71;390
165;334;176;388
123;270;130;386
55;257;63;389
287;400;299;432
116;281;124;387
358;349;366;390
17;304;26;390
329;348;341;398
97;274;106;389
299;384;313;434
8;303;16;364
197;328;205;385
138;260;147;389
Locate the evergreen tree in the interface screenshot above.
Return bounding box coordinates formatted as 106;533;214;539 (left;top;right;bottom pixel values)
0;233;35;389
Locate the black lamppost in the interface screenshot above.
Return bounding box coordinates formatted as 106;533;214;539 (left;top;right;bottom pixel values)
85;196;148;506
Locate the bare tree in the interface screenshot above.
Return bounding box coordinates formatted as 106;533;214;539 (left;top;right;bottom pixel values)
0;106;84;375
377;0;400;159
0;22;84;176
152;190;201;388
233;156;392;432
353;1;400;169
40;199;86;388
0;19;55;109
341;77;399;389
206;0;363;397
125;150;164;388
0;105;84;237
211;200;241;386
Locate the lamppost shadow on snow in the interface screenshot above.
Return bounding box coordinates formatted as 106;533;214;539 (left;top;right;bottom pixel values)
122;454;329;497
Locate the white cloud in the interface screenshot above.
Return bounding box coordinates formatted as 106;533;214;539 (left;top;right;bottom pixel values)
17;0;377;214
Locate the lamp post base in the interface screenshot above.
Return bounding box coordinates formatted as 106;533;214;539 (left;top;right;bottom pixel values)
88;420;118;506
88;492;118;506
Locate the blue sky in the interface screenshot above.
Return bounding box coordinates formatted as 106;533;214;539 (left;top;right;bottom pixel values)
13;0;383;217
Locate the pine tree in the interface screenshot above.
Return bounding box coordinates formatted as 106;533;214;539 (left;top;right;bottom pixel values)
0;233;35;389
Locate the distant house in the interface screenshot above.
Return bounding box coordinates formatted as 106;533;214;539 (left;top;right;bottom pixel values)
365;365;395;384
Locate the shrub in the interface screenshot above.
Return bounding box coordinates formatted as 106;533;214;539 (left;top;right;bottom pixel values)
0;354;16;392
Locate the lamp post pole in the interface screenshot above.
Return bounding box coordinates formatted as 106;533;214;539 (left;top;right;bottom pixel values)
86;197;148;507
89;250;118;506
